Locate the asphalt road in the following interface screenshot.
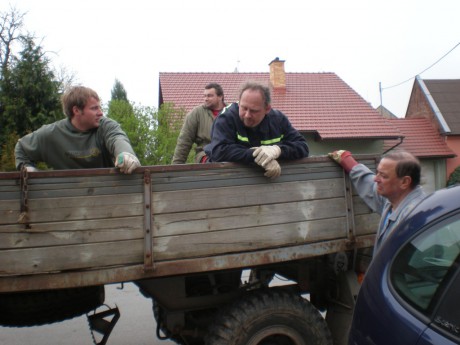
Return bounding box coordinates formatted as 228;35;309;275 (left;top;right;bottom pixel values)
0;283;176;345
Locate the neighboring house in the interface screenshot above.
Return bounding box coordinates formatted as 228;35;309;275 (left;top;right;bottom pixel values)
159;58;401;157
383;118;455;193
405;76;460;178
376;105;398;119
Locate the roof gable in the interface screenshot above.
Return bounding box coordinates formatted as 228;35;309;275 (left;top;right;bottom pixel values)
159;72;400;140
424;79;460;135
383;118;455;158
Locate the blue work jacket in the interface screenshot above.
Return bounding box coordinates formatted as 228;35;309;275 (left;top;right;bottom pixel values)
205;103;309;163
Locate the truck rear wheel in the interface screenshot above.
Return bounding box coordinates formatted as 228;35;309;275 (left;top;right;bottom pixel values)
204;290;332;345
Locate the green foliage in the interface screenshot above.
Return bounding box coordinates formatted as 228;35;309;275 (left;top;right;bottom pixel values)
0;131;19;171
0;35;62;165
447;166;460;187
107;100;183;166
0;7;65;171
152;103;185;165
111;79;128;101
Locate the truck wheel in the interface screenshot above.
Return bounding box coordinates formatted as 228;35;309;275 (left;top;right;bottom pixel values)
205;290;332;345
0;286;104;327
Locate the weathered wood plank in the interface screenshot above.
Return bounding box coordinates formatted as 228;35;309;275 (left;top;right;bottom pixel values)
0;216;346;275
355;213;380;236
0;217;144;249
151;161;344;192
0;235;377;292
154;197;347;236
153;178;345;214
27;193;143;210
0;157;380;291
152;217;348;260
0;239;144;275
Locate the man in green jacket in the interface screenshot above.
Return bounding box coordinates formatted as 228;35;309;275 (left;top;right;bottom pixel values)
172;83;225;164
15;86;140;174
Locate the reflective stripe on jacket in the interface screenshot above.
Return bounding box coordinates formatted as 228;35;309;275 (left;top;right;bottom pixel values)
205;103;309;163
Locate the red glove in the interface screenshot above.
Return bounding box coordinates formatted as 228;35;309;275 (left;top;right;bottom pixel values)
328;150;358;173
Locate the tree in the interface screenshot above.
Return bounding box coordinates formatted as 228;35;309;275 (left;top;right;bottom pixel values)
0;6;25;75
0;7;64;171
111;79;128;101
0;131;18;171
108;100;184;166
151;103;185;165
0;35;62;141
447;166;460;187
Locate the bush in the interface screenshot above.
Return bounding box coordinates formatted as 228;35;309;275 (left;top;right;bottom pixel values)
447;166;460;187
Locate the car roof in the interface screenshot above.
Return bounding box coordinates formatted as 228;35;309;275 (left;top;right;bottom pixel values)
382;184;460;254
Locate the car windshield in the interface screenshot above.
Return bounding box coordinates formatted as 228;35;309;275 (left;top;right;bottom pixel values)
390;214;460;312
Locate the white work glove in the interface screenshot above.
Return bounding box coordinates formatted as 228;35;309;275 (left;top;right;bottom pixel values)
115;152;141;174
25;165;39;172
252;145;281;168
263;159;281;179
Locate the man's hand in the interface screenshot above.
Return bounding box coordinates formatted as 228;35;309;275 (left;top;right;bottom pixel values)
328;150;358;173
252;145;281;167
115;152;141;174
264;159;281;179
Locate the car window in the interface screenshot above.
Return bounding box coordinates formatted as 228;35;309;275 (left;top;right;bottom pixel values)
390;214;460;312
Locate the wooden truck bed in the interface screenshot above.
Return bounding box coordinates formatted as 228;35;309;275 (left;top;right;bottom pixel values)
0;156;379;293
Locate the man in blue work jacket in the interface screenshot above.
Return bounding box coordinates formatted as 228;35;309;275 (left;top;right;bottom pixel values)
204;82;309;178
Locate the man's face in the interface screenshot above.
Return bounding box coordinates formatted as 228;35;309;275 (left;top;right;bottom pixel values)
204;88;223;110
374;158;405;201
72;97;103;131
238;89;271;128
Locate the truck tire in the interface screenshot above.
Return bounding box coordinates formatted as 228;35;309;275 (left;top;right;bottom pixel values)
205;290;332;345
0;286;104;327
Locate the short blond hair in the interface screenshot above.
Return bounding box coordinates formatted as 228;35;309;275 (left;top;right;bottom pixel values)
61;86;100;119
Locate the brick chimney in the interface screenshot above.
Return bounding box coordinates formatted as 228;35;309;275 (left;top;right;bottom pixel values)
269;57;286;89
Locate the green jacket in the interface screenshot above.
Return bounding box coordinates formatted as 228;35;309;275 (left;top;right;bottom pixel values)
172;105;215;164
15;117;135;170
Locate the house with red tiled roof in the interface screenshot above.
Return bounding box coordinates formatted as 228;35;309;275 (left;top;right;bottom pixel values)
405;76;460;179
159;59;455;190
159;58;401;157
383;118;455;192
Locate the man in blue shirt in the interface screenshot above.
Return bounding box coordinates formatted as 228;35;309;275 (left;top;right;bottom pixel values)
329;150;426;253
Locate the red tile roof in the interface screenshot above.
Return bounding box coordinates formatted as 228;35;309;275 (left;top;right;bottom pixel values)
383;118;456;158
159;72;400;140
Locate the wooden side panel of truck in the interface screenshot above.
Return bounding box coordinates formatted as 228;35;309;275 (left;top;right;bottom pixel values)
0;156;379;293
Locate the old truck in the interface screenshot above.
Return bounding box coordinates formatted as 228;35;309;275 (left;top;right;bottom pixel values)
0;156;379;345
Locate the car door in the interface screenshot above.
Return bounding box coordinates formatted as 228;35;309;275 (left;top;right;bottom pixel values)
390;212;460;345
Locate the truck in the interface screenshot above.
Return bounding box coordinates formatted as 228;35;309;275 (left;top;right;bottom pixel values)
0;156;380;345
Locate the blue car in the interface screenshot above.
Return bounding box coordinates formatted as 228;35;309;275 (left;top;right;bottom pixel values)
349;184;460;345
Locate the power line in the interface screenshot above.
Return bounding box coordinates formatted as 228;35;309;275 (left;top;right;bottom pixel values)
381;41;460;90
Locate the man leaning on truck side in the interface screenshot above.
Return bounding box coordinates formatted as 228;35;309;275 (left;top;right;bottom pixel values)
204;81;309;178
15;86;140;174
329;150;426;254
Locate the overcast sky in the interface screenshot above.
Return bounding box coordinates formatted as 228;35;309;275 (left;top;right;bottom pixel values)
7;0;460;117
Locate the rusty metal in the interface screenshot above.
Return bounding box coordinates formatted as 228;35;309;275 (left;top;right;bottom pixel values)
0;155;378;179
18;167;30;228
0;235;376;293
343;173;356;243
143;170;154;271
